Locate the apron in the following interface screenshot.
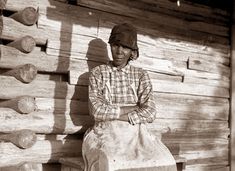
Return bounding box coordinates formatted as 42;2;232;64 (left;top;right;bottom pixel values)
82;71;177;171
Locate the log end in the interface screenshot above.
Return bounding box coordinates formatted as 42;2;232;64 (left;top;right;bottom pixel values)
17;96;37;114
10;7;39;26
21;7;39;26
20;36;36;53
17;129;37;149
7;36;36;53
18;64;38;83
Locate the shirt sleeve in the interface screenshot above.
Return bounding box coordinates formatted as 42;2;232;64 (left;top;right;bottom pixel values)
88;67;120;122
128;70;157;125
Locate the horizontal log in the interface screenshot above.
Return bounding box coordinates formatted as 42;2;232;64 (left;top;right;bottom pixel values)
0;129;37;149
188;56;230;77
2;64;37;83
1;16;47;45
0;139;82;167
35;98;88;115
10;7;39;26
0;96;36;114
0;75;88;101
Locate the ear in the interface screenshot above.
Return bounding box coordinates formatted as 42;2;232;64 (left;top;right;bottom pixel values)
130;50;138;60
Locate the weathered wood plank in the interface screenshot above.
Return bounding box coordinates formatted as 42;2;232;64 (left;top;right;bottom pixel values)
1;17;47;45
69;70;183;85
0;108;92;134
152;80;229;98
183;70;229;82
0;163;43;171
181;149;228;161
186;157;228;166
35;96;229;121
138;45;230;65
188;56;230;77
75;0;229;37
0;139;82;167
130;0;229;23
0;108;229;134
37;2;99;37
0;74;229;100
47;95;228;120
98;18;229;56
0;45;102;74
47;39;187;76
0;75;88;101
183;76;230;88
185;165;229;171
155;93;229;104
35;97;88;115
165;142;228;155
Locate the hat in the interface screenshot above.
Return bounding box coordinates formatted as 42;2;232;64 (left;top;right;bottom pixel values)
108;23;139;56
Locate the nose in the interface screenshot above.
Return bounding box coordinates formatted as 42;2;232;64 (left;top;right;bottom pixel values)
117;45;123;53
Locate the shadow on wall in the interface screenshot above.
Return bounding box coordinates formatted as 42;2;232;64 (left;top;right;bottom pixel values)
44;0;109;168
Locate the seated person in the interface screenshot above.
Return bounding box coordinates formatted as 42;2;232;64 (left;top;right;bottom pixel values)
82;23;177;171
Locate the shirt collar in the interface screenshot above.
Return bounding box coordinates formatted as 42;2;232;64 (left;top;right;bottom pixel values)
107;61;131;74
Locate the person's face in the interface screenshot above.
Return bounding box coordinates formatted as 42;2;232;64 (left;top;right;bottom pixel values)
111;43;132;69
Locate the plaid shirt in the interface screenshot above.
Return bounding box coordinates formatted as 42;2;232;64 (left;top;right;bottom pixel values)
89;63;156;125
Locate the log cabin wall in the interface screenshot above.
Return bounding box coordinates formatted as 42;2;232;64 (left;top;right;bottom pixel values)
0;0;231;171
